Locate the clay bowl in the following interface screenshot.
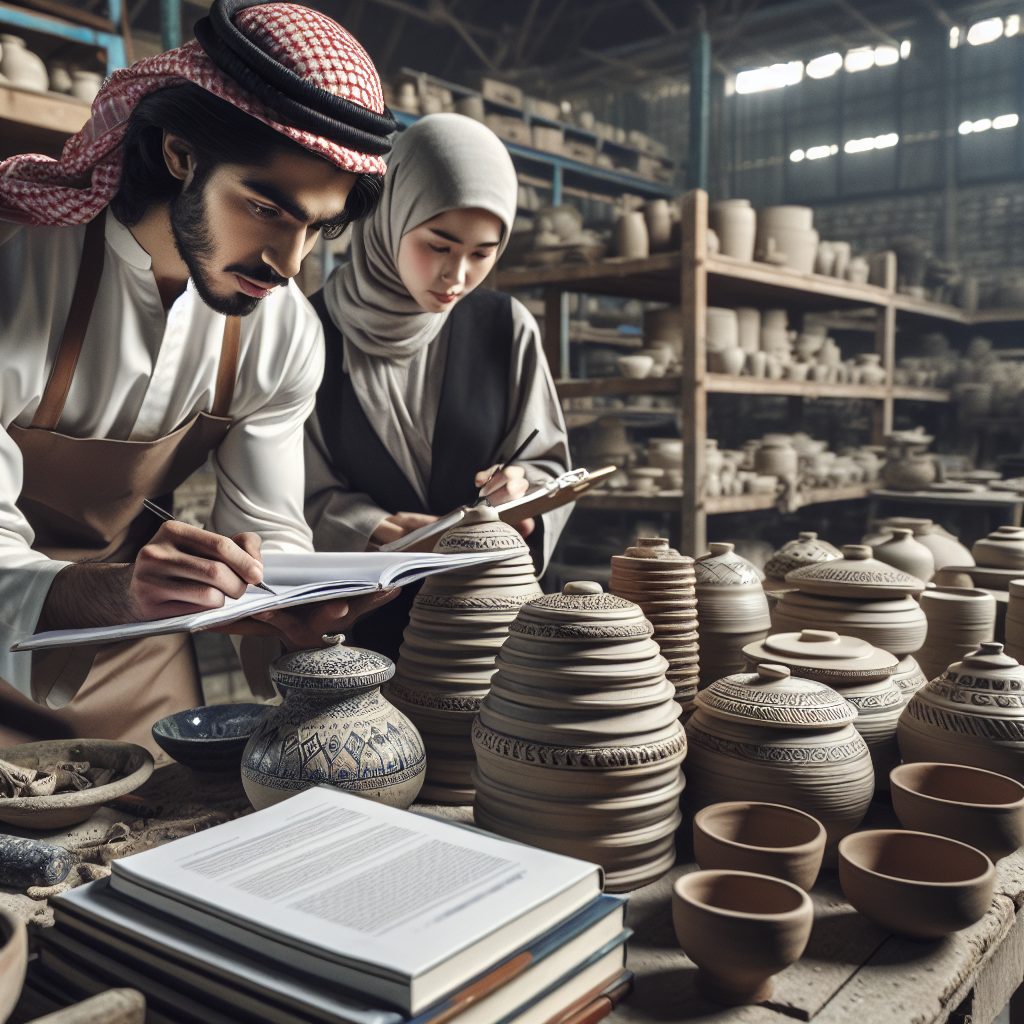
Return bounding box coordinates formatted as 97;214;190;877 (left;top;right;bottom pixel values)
0;739;154;829
152;703;266;772
672;869;814;1005
890;762;1024;861
693;802;827;891
0;908;27;1023
838;829;995;940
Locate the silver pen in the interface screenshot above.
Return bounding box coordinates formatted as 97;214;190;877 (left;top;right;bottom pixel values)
142;498;276;595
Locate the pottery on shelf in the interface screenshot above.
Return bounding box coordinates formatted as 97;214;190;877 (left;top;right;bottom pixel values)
693;801;826;891
763;531;842;586
241;639;426;811
0;907;27;1024
472;582;687;893
882;442;936;491
672;869;813;1006
757;206;818;274
383;508;541;804
785;544;926;599
742;630;902;789
685;663;874;860
0;35;48;92
0;740;153;829
710;200;757;262
974;526;1024;570
47;61;72;94
609;537;699;710
152;703;265;773
898;642;1024;783
644;199;673;252
614;211;649;259
694;542;771;687
872;528;935;582
838;829;995;940
618;354;654;379
890;762;1024;862
706;307;739;354
1006;579;1024;663
917;587;997;682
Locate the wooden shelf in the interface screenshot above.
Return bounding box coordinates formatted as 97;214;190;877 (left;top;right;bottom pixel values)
892;385;952;402
0;83;90;134
892;292;969;323
497;253;680;302
556;376;679;398
577;493;682;512
579;483;873;515
972;308;1024;324
705;374;888;400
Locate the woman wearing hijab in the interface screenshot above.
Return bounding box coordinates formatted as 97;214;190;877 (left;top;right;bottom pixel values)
305;113;571;659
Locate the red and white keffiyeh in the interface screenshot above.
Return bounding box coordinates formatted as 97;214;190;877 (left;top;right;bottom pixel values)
0;3;386;227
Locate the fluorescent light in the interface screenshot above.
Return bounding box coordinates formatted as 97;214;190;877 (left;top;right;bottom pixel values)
950;26;960;47
845;46;875;72
790;149;805;162
806;145;832;159
844;133;899;154
900;39;912;58
994;113;1019;129
874;45;899;66
875;133;898;148
735;61;804;94
830;144;838;154
968;17;1004;45
807;52;843;79
960;120;975;134
1008;15;1020;36
972;118;993;132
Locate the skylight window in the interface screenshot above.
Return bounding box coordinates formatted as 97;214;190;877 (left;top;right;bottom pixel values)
900;40;912;58
874;45;899;66
806;52;843;79
950;26;960;47
961;114;1019;133
791;144;839;162
845;47;875;72
735;61;804;94
844;133;898;153
968;17;1004;45
1007;15;1020;36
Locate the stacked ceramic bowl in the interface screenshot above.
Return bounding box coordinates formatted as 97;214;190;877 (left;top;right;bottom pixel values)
685;662;874;861
756;206;819;274
609;538;700;712
694;543;771;688
917;588;997;682
1005;580;1024;663
472;582;687;892
744;629;902;789
384;507;541;804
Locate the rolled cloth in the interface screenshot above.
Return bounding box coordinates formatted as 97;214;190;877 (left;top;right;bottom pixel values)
0;0;394;227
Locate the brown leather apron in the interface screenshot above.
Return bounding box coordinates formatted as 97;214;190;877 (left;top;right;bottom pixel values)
0;209;243;763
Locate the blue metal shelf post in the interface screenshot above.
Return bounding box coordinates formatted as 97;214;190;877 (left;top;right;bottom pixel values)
0;1;127;73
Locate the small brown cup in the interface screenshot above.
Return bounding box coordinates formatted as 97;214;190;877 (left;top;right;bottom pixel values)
890;762;1024;861
694;802;826;891
672;869;813;1005
838;829;994;940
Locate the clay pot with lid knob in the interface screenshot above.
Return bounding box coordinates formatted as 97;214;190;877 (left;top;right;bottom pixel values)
785;544;926;599
864;517;974;571
899;642;1024;782
973;526;1024;570
472;581;687;892
685;663;874;861
763;532;841;585
872;528;935;582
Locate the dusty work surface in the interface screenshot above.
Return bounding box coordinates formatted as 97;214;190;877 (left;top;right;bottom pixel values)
4;765;1024;1024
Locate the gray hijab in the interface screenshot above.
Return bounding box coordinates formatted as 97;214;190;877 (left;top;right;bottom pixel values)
324;113;518;363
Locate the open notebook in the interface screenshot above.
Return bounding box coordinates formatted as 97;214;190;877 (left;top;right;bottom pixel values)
12;550;509;653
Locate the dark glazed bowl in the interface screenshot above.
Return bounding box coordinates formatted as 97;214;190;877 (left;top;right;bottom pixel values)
152;704;266;772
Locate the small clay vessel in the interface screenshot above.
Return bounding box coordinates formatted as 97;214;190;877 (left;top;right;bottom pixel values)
873;528;935;582
898;642;1024;782
865;517;974;572
974;526;1024;569
838;829;995;940
693;802;826;891
672;869;813;1005
0;907;27;1024
763;531;841;584
890;762;1024;862
241;639;426;811
785;544;926;599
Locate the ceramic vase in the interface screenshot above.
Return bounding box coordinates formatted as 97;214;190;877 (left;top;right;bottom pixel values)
0;35;48;92
672;870;813;1005
973;526;1024;570
685;663;874;861
614;211;649;259
882;443;936;491
856;353;887;385
736;308;761;353
472;582;686;892
47;62;72;94
1005;579;1024;663
917;587;996;682
709;200;756;262
863;517;974;572
644;199;672;252
706;307;739;353
384;507;541;804
763;532;841;593
609;538;699;712
694;543;771;687
899;642;1024;782
241;640;426;811
872;528;935;582
70;70;101;103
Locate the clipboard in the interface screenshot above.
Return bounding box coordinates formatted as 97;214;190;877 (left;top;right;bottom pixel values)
379;466;617;553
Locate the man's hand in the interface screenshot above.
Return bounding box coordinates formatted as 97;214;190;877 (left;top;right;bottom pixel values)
370;512;438;546
475;465;535;538
211;589;400;651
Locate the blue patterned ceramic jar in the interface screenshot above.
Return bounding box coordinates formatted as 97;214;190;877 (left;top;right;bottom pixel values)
241;640;426;810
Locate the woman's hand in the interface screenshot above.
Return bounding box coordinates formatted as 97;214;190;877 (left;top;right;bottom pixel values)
476;464;530;505
370;512;439;546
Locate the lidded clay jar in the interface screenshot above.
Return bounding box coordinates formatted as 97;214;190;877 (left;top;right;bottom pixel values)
872;528;935;582
763;532;841;583
685;663;874;860
743;630;902;788
864;517;974;571
384;506;541;804
973;526;1024;570
899;642;1024;782
695;542;771;687
610;537;699;710
241;640;426;811
785;544;926;599
473;582;687;892
890;655;929;698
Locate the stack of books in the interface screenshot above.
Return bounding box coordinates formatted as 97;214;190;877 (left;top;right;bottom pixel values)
33;788;632;1024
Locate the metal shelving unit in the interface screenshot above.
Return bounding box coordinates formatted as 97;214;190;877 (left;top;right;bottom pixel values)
0;0;127;74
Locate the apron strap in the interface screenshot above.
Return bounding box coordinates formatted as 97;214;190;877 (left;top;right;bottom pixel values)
30;207;243;430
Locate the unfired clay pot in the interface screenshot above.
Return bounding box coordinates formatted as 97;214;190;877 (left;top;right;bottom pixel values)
872;528;935;582
672;869;813;1005
693;801;826;891
614;211;649;258
644;199;672;252
898;642;1024;782
1006;579;1024;663
974;526;1024;570
785;544;926;599
763;532;841;585
0;35;48;92
917;587;996;682
838;829;995;940
710;200;756;262
890;761;1024;862
864;517;973;571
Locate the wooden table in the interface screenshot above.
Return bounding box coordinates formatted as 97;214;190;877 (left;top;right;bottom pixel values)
6;768;1024;1024
867;488;1024;529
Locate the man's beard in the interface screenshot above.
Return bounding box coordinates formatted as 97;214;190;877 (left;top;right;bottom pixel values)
169;174;285;317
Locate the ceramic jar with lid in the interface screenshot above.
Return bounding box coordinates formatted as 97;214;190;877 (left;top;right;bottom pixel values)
785;544;926;599
743;630;902;788
241;640;426;811
763;532;842;587
872;528;935;582
694;543;771;687
899;643;1024;782
384;507;541;804
863;517;974;572
609;537;699;711
685;663;874;859
472;582;686;892
973;527;1024;570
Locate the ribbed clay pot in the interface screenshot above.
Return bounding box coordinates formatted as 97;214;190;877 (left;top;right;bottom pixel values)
1006;579;1024;663
917;587;996;682
974;526;1024;570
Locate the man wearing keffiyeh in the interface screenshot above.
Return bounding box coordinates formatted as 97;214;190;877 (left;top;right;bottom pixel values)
0;0;398;756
